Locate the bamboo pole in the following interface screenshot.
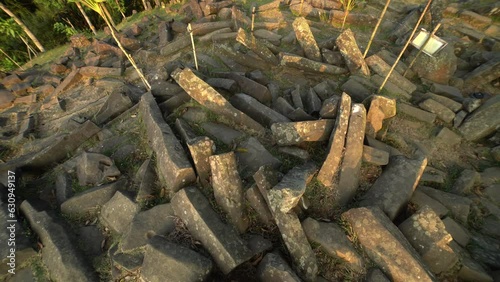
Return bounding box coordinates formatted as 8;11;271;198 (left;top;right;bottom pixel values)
76;2;97;35
0;2;45;53
187;24;199;71
403;23;442;77
101;3;116;29
251;6;256;33
0;47;24;70
300;0;304;15
377;0;433;94
363;0;391;58
114;0;126;20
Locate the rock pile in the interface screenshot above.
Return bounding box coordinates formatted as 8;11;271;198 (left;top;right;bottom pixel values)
0;0;499;281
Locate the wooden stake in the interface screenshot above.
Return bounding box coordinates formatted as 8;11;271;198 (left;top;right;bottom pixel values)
363;0;391;58
377;0;433;94
0;47;24;70
251;6;256;33
188;24;199;71
300;0;304;15
403;23;442;77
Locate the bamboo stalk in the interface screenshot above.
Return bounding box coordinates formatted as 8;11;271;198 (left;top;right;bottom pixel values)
300;0;304;15
377;0;433;94
251;6;256;33
114;0;126;20
363;0;391;58
101;3;116;29
0;47;24;70
188;24;199;71
403;23;442;77
76;1;97;35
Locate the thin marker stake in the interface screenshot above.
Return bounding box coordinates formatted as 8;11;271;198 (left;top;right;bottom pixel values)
188;23;199;70
251;6;256;33
363;0;391;58
403;22;442;77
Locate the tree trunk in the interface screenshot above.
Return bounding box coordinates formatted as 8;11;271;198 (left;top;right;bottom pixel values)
76;2;97;35
0;2;45;53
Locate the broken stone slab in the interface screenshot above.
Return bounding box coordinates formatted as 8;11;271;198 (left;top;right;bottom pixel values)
248;70;270;86
417;186;472;224
79;66;121;78
20;201;97;281
198;27;232;42
363;145;390;166
190;20;233;36
236;28;279;65
317;93;351;187
158;91;191;114
245;184;274;225
430;83;463;102
139;92;196;193
172;68;265;133
133;159;156;201
468;231;500;269
236;137;282;178
424;92;462;113
291;86;304;109
160;35;191;56
442;217;470;247
76;152;120;186
335;104;366;206
203;0;232;15
342;206;434;282
60;179;125;218
410;189;449;218
171;186;253;274
365;95;396;138
371;74;411;100
463;57;500;91
398;206;458;274
313;80;337;100
320;96;339;118
217;44;271;70
254;29;282;46
100;191;140;234
377;49;415;79
142;236;212;282
419;98;456;123
94;91;133;125
322;48;344;67
200;122;244;146
341;77;372;103
230;93;290;128
358;155;427;220
435;127;462;147
186;136;215;189
458;256;494;282
292;17;321;62
206;78;239;92
279;146;310;160
223;72;273;105
271;119;335;146
397;102;436;124
336;28;370;76
209;152;249;233
267;162;317;213
480;167;500;187
279;52;348;74
302;218;364;273
420;166;447;185
257;252;301;282
273;97;314;121
454;147;480;178
55;171;73;205
303;88;322;114
459;95;500;142
366;55;416;94
120;203;176;252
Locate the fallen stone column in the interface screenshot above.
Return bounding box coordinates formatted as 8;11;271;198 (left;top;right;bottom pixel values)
271;119;335;146
236;28;279;65
190;21;233;36
279;53;348;74
292;17;322;62
365;55;416;94
459;95;500;142
230;93;290;127
171;187;253;274
336;29;370;76
172;68;265;133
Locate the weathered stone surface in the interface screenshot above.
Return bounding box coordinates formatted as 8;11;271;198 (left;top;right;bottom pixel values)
60;179;125;217
209;152;249;233
468;231;500;269
480;167;500;186
424;92;462;113
203;0;232;15
335;103;366;206
292;17;321;62
417;186;472;224
317;93;351;187
371;74;411;100
268;162;317;213
302;218;364;273
409;44;457;85
399;206;458;274
365;95;396;138
190;21;232;36
206;77;238;92
236;28;278;65
257;252;301;282
0;90;14;109
359;155;427;220
398;102;436;124
200;122;244;146
160;35;191;56
186;136;215;189
434;126;462;147
133;159;156;201
442;217;470;247
55;171;73;205
120;203;176;252
291;86;304;109
230;93;290;127
303;88;322;114
100;191;139;234
224;72;273;105
79;66;121;78
279;52;348;74
363;145;389;166
419;99;456;123
341;77;371;103
336;29;370;76
458;256;494;282
171;187;253;274
320;96;339;118
271;119;335;146
430;83;463;102
463;58;500;91
459;95;500;142
410;190;449;217
172;68;265;133
236;137;282;178
94;91;133;125
342;207;434;281
484;184;500;205
20;201;97;282
140;92;195;193
245;184;274;225
366;55;416;94
450;169;481;195
76;152;120;186
254;29;282;46
142;236;212;282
